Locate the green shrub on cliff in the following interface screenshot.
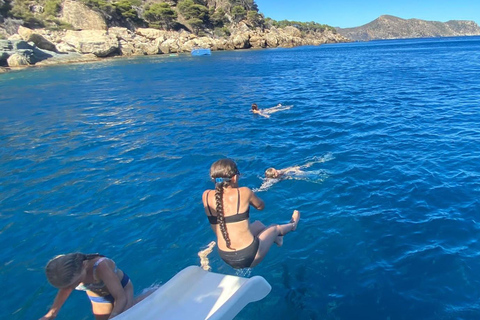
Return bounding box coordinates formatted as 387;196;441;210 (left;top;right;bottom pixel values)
269;19;336;33
44;0;62;17
81;0;112;11
188;17;203;34
178;0;209;33
210;7;228;28
113;0;140;20
229;0;257;12
8;0;45;27
144;2;177;30
178;0;208;21
231;5;246;23
214;26;230;37
0;0;12;17
246;10;263;28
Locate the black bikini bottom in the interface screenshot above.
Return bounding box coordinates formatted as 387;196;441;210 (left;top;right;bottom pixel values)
218;237;260;269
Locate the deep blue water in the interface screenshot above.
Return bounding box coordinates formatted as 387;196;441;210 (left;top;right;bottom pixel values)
1;36;480;320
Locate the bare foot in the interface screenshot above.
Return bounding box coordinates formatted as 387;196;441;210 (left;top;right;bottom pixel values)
275;235;284;247
290;210;300;231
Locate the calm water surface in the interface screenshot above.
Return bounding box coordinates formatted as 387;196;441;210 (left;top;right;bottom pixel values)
1;36;480;320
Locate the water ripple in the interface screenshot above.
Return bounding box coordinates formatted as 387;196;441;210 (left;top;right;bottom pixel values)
1;37;480;320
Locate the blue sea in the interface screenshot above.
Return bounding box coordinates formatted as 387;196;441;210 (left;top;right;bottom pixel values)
1;36;480;320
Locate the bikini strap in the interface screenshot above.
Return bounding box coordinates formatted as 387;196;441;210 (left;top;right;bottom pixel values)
236;188;240;214
92;257;108;281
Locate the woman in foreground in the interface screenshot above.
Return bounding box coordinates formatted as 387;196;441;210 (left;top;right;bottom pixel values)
40;253;133;320
202;158;300;269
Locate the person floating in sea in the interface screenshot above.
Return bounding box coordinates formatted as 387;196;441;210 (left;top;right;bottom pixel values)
258;154;333;191
251;103;292;118
202;158;300;269
40;253;135;320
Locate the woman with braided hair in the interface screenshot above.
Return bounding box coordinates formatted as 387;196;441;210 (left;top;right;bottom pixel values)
39;253;134;320
202;158;300;269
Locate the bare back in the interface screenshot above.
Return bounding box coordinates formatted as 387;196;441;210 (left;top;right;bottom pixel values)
202;186;263;251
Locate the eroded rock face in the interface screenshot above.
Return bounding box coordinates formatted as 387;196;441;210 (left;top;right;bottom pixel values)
64;30;118;57
18;26;57;52
231;32;250;49
136;28;168;40
61;0;107;30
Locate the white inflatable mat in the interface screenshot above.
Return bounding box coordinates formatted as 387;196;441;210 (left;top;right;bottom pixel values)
114;266;271;320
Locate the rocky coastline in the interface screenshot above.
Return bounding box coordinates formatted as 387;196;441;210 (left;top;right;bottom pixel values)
0;22;348;73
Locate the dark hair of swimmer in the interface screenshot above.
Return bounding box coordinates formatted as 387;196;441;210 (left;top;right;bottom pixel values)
210;159;240;249
45;253;102;288
251;103;258;111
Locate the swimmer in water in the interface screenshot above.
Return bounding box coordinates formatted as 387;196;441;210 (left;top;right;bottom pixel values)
251;103;293;118
258;154;333;191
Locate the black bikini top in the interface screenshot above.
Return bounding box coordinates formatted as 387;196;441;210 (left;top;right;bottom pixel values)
206;189;250;225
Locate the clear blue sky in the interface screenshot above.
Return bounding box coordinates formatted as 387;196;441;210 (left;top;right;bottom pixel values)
254;0;480;28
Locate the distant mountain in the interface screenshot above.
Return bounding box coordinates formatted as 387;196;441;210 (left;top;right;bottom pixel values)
336;15;480;41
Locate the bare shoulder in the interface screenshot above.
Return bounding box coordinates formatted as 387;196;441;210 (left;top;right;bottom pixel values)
95;257;116;275
240;187;261;202
239;186;253;195
202;189;212;201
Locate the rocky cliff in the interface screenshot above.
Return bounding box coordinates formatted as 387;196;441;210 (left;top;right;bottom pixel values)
336;15;480;41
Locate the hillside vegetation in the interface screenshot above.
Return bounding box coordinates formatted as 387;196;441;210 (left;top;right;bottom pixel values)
0;0;335;37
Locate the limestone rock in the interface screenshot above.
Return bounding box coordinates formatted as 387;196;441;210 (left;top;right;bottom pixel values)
56;43;77;53
249;35;266;48
136;28;167;40
109;27;134;40
17;26;33;40
283;26;302;38
134;41;159;55
35;53;99;66
181;37;214;52
264;31;279;47
64;30;118;57
7;51;32;67
61;0;107;30
159;38;180;54
18;26;57;52
0;66;8;73
231;32;250;49
8;34;22;41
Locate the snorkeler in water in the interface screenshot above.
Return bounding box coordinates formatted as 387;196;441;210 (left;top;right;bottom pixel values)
258;154;333;191
251;103;292;118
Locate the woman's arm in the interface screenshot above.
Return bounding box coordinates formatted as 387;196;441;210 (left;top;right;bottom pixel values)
39;288;73;319
248;188;265;210
280;166;301;175
202;190;210;208
96;260;128;319
252;109;270;118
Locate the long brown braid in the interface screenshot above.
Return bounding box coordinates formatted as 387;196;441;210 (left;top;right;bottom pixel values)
210;159;240;250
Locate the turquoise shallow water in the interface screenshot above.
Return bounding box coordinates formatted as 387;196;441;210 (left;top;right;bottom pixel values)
1;36;480;320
